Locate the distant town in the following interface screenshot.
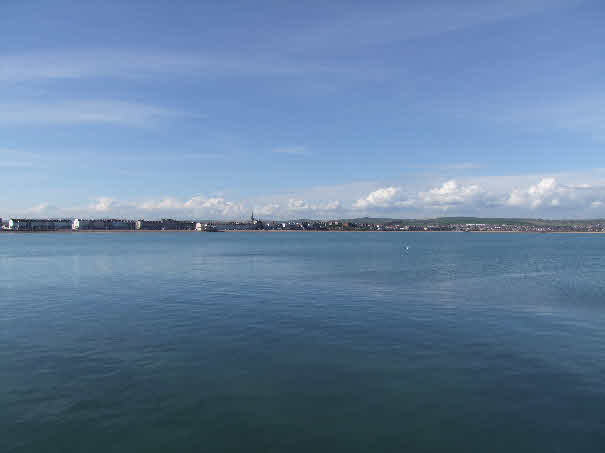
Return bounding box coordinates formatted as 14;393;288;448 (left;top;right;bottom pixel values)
2;214;605;233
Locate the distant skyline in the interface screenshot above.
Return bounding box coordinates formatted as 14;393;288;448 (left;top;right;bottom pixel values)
2;0;605;220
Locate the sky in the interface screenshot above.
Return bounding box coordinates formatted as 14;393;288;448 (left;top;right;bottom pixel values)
2;0;605;220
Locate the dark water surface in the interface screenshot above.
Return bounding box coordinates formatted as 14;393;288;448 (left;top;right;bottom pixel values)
2;232;605;452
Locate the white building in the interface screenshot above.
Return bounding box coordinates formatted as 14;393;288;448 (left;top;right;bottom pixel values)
195;222;217;232
73;219;106;230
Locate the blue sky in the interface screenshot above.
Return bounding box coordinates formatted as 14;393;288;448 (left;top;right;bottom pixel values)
2;0;605;219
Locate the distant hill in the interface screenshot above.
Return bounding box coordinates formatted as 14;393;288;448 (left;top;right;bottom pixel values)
340;217;605;226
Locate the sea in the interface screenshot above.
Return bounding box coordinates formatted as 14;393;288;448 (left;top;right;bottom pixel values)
1;232;605;452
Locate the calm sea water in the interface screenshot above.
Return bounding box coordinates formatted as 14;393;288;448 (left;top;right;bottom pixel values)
1;232;605;452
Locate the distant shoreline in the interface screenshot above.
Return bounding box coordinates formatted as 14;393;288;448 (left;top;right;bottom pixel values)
2;229;605;234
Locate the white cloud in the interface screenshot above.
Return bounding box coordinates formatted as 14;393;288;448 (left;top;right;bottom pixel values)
287;198;341;214
126;195;247;218
507;177;557;208
0;101;179;126
272;146;308;155
90;197;120;212
353;186;402;209
138;199;171;210
0;51;376;82
13;194;339;220
291;0;574;52
352;177;605;216
417;180;484;208
67;195;247;219
322;200;342;211
505;177;605;210
353;181;486;211
255;203;281;216
184;196;245;217
10;174;605;221
288;199;310;211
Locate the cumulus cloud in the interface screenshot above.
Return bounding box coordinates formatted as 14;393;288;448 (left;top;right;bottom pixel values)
128;195;246;218
288;198;341;214
353;180;487;211
351;177;605;216
184;196;245;217
17;195;245;220
255;203;281;216
90;197;123;212
14;194;341;220
353;186;402;209
505;178;605;210
507;177;557;208
417;180;484;208
322;200;342;210
11;176;605;221
139;197;183;211
288;199;310;211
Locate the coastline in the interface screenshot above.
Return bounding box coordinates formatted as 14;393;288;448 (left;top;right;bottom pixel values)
2;229;605;234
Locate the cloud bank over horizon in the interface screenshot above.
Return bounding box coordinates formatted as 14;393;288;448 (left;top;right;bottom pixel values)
12;175;605;221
